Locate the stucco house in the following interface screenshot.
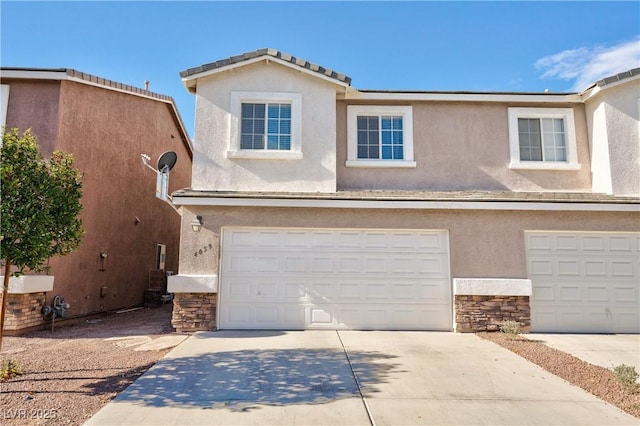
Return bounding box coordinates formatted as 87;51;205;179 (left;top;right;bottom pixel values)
1;68;192;334
168;49;639;334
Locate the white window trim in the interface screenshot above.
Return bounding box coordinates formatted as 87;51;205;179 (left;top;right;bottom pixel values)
229;91;302;160
508;107;581;170
346;105;416;168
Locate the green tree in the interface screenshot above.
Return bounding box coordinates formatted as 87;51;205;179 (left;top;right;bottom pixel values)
0;128;83;349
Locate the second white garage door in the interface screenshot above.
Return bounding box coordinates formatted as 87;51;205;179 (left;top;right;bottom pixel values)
219;228;452;330
526;232;640;333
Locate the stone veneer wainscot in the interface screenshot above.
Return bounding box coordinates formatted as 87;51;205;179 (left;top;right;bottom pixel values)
453;278;532;333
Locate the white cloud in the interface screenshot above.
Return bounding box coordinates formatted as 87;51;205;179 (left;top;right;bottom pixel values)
535;37;640;91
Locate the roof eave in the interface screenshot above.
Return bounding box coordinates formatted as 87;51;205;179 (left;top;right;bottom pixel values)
181;55;351;95
340;90;584;103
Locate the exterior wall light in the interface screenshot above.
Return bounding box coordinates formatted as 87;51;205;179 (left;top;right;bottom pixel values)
190;215;203;232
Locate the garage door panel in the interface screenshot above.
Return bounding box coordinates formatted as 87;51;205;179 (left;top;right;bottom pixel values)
220;228;452;330
614;286;637;303
527;232;640;333
615;312;640;333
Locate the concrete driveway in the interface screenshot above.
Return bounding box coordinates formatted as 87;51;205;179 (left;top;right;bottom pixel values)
530;333;640;373
86;331;638;425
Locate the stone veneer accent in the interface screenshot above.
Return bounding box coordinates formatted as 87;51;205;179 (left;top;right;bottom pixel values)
1;292;47;334
171;293;217;332
455;295;531;333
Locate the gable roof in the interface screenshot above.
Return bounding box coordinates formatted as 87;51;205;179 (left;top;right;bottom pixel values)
595;68;640;88
1;67;193;157
179;48;351;93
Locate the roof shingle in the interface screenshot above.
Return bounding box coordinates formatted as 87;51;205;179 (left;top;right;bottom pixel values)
179;48;352;85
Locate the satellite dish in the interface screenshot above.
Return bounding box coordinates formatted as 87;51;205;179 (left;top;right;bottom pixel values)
157;151;177;173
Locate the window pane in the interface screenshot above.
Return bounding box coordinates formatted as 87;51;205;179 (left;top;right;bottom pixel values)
357;145;368;158
261;103;292;151
280;120;291;134
518;118;542;161
280;104;291;119
368;116;378;131
381;145;392;159
241;103;253;118
357;130;368;144
280;135;291;150
241;118;253;134
369;146;379;159
267;104;280;119
393;145;403;160
241;103;267;150
267;135;278;150
544;147;556;161
268;119;278;134
254;119;264;134
540;118;566;162
356;115;404;160
240;134;252;149
369;131;379;145
381;131;392;145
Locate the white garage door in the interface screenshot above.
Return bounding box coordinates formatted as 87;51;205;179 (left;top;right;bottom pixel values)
219;228;452;330
526;232;640;333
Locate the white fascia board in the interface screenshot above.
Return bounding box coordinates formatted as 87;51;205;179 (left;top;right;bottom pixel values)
172;196;640;212
0;69;68;80
181;56;350;89
340;91;583;104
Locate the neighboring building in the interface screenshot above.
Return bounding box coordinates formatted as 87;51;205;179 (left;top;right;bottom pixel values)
168;49;639;334
1;68;192;334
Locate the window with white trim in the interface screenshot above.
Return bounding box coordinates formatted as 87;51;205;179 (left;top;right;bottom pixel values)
347;105;415;168
229;91;302;160
508;107;580;170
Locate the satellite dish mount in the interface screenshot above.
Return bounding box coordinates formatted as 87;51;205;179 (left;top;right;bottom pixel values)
140;151;177;202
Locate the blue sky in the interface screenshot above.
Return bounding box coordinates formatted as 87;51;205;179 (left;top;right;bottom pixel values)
2;1;639;139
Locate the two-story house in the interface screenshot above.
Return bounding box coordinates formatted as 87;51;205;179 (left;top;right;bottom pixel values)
1;68;192;334
168;49;639;334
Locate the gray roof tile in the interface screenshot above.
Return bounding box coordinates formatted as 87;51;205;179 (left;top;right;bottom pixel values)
596;68;640;87
179;48;352;85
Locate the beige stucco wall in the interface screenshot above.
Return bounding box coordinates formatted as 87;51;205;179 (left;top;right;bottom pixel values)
191;61;338;192
336;101;592;192
177;205;639;282
585;79;640;197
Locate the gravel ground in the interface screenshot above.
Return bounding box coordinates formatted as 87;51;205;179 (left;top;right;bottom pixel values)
479;332;640;419
2;308;638;424
0;303;175;425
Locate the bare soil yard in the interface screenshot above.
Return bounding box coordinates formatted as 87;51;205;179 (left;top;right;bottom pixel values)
0;304;175;425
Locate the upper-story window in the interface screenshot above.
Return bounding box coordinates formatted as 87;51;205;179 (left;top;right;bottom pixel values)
347;105;416;168
508;107;581;170
240;103;291;150
229;91;302;160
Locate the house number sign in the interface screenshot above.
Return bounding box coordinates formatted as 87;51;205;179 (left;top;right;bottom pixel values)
194;243;213;258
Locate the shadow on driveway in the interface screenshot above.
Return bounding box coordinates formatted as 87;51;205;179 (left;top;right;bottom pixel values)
112;348;398;412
